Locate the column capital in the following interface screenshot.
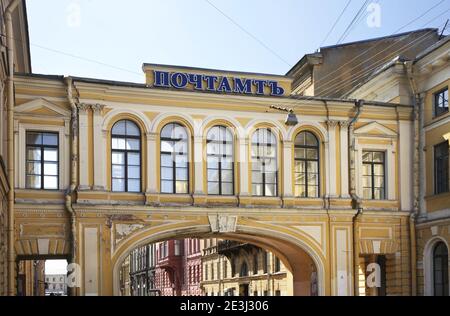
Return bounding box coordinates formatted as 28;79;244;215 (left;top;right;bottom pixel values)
91;103;105;115
283;140;294;148
339;120;350;128
326;120;339;128
77;103;91;113
145;132;158;141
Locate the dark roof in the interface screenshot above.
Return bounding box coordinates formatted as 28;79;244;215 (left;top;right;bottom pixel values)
319;28;437;50
286;28;438;76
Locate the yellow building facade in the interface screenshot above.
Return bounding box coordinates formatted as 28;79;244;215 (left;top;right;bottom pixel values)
0;3;448;296
9;60;418;296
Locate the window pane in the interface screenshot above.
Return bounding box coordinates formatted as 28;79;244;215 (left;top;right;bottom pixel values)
374;188;384;200
112;152;125;164
207;142;219;155
362;176;371;187
27;162;41;175
128;153;140;165
112;121;126;135
363;188;372;199
26;175;41;189
221;157;233;170
208;182;219;195
112;165;125;178
128;166;140;179
112;179;125;192
295;185;305;197
306;132;318;146
265;159;277;172
295;132;305;146
176;181;188;193
126;121;140;136
295;161;305;173
295;173;305;185
27;132;42;145
161;140;174;152
44;149;58;161
27;148;41;160
112;138;126;150
161;180;173;193
307;161;318;173
127;179;140;192
374;164;384;176
362;152;372;162
126;138;140;150
374;176;384;187
306;149;318;159
174;140;187;154
295;148;305;159
161;154;173;167
43;133;58;146
43;176;58;189
44;163;58;176
225;144;233;156
222;170;233;182
265;172;277;184
207;156;219;169
252;184;263;196
175;155;188;167
161;167;173;180
308;174;318;186
161;124;173;138
265;184;276;196
373;152;384;163
176;167;188;181
222;183;233;195
208;169;219;182
308;186;318;198
362;164;372;175
252;171;262;184
173;125;187;139
265;146;276;158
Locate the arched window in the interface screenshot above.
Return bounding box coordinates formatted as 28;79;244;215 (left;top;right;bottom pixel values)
111;120;141;192
240;261;248;277
294;131;319;198
160;123;189;194
433;241;449;296
207;126;234;195
251;128;277;196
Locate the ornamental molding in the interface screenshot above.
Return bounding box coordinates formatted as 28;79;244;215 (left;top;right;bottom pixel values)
208;214;237;233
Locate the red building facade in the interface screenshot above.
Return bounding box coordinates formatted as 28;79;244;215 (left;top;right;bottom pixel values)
152;238;203;296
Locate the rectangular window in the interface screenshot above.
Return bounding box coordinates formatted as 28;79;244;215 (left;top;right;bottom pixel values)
435;141;449;194
362;151;385;200
26;132;59;190
434;88;449;117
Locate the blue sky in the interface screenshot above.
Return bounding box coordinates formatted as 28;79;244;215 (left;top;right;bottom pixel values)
26;0;450;83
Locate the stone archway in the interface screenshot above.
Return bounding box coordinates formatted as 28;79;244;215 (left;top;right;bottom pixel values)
110;220;327;296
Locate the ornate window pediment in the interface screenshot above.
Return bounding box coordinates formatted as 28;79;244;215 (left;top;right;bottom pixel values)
14;98;71;118
354;122;397;138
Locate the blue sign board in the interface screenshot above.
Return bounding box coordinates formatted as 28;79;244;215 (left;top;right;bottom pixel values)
153;70;285;96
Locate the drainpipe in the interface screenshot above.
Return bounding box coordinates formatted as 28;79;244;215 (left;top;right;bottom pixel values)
349;99;363;296
5;0;22;296
64;77;79;296
404;61;420;296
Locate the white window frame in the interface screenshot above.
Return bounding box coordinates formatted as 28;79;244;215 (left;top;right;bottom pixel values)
17;122;70;190
355;140;396;200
